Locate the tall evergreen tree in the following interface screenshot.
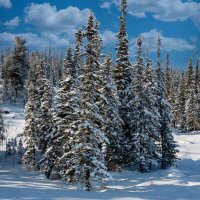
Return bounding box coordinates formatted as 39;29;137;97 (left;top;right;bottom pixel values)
169;69;177;127
41;49;74;177
23;54;40;168
12;36;29;100
193;50;200;130
0;60;5;142
155;34;178;169
63;14;109;190
185;58;197;130
100;55;124;171
130;36;160;172
23;80;37;168
73;28;84;84
2;50;13;102
164;52;171;101
174;71;186;130
112;0;133;164
186;58;193;99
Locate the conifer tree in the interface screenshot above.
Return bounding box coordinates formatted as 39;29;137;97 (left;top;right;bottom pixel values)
185;58;197;130
2;50;13;102
174;71;186;130
23;58;38;168
100;55;124;171
186;58;193;99
12;36;29;100
23;81;37;168
112;0;133;164
73;28;84;83
164;52;171;101
33;54;52;154
186;84;196;131
130;36;160;172
155;34;178;169
0;111;5;143
55;48;80;179
169;69;177;127
40;49;73;176
194;50;200;130
63;14;109;190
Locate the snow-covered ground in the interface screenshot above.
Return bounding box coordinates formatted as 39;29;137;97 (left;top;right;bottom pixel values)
0;105;200;200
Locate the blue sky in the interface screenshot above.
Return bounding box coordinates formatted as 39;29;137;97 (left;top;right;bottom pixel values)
0;0;200;68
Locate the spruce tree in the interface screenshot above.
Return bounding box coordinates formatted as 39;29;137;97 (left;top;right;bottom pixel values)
112;0;133;164
32;54;52;154
174;71;186;130
63;14;109;190
185;58;197;130
194;51;200;130
2;50;13;102
164;52;171;101
23;57;38;168
155;34;178;169
73;28;84;84
100;55;124;171
0;111;5;143
41;48;74;177
55;48;81;180
12;36;29;100
169;69;177;127
23;81;37;168
130;36;160;172
186;58;193;99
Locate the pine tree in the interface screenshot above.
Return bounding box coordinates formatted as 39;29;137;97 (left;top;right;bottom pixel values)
144;40;161;169
23;81;37;168
0;110;5;143
0;51;3;134
63;14;109;190
33;54;51;153
194;50;200;130
100;55;124;171
169;69;177;127
112;0;133;165
23;53;52;169
185;83;196;131
12;36;29;101
0;52;4;103
53;48;80;179
174;71;186;130
23;58;38;168
130;36;160;172
186;58;193;99
164;52;171;101
185;58;197;130
73;28;84;82
2;50;13;102
155;34;178;169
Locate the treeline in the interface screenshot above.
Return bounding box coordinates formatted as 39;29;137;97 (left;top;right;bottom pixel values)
0;0;198;191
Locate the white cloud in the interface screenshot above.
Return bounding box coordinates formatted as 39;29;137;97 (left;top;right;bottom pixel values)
0;0;12;8
4;17;20;28
110;0;200;29
130;29;195;52
0;32;70;49
101;30;117;45
100;2;112;9
25;3;91;34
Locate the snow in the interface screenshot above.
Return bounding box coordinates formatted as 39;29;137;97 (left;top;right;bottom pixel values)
1;104;200;199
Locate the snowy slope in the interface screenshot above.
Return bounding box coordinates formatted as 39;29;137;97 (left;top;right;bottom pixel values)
0;105;200;200
0;103;24;148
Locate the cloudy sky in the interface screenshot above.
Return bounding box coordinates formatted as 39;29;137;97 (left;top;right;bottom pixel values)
0;0;199;68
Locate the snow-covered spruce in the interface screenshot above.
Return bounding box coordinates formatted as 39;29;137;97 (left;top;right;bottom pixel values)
155;34;178;169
